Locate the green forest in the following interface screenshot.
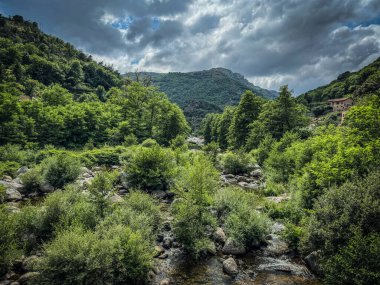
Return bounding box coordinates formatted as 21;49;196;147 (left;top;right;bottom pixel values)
1;14;380;285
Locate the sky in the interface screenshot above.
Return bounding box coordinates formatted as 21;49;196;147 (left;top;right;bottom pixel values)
1;0;380;94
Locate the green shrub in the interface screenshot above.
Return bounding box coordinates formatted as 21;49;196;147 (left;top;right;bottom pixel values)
0;185;6;203
35;225;153;285
281;222;303;251
88;171;117;218
323;231;380;285
0;161;20;178
173;154;218;258
126;146;176;191
213;187;257;217
225;203;270;248
221;151;251;175
21;167;43;192
123;134;138;146
41;154;82;188
140;138;158;148
0;207;20;276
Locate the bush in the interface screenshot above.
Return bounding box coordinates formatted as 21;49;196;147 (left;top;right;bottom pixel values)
126;146;176;191
323;231;380;285
301;172;380;257
21;167;43;192
0;207;20;276
221;151;252;175
0;161;20;178
281;222;303;251
35;225;153;285
172;154;219;258
214;187;257;217
225;203;270;248
140;138;158;148
102;191;161;240
41;154;82;188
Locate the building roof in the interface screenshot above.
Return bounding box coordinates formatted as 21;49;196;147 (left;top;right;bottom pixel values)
327;97;352;102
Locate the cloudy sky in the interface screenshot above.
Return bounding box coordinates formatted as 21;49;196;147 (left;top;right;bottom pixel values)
1;0;380;94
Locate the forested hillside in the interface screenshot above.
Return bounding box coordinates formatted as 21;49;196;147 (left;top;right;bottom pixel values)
0;15;189;148
297;57;380;116
126;68;278;128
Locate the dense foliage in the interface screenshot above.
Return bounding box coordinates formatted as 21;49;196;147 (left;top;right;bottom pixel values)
0;15;189;148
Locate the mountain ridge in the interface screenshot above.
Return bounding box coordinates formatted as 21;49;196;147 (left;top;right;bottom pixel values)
125;68;278;128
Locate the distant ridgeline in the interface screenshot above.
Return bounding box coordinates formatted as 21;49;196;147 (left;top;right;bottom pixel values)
0;15;190;147
297;57;380;116
125;68;278;129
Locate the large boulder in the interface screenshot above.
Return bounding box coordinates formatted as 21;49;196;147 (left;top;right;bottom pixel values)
213;227;227;244
0;180;25;193
222;238;246;255
159;278;171;285
16;166;29;176
5;189;22;202
257;257;311;277
40;182;54;193
223;257;238;275
305;251;322;275
264;234;289;256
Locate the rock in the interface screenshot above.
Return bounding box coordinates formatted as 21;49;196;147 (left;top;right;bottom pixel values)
213;227;227;244
257;257;311;277
118;189;129;196
152;190;167;199
172;242;181;248
271;222;286;234
264;234;289;256
40;182;54;193
237;181;259;190
5;189;22;202
5;205;21;214
158;253;169;259
147;270;156;282
22;255;39;271
154;245;165;257
10;282;20;285
222;238;246;255
305;251;322;275
266;193;290;204
111;165;119;170
92;166;102;171
0;180;24;193
16;167;29;176
250;169;262;177
3;175;12;181
224;174;235;179
159;278;171;285
162;237;173;249
156;233;164;242
162;221;171;231
109;194;123;203
6;271;19;281
223;257;238;275
18;272;40;285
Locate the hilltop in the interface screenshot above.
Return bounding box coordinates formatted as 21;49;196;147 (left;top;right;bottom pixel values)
126;68;278;128
297;57;380;116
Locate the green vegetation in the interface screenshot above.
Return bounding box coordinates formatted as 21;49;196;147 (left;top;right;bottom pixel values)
172;154;219;258
127;68;278;129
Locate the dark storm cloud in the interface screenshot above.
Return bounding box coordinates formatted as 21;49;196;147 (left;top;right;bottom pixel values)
1;0;380;94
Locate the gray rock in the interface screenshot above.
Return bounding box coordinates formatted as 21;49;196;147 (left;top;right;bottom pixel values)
264;234;289;256
18;272;40;285
159;278;171;285
5;205;21;214
250;169;262;177
3;175;12;181
5;189;22;202
257;257;311;277
16;166;29;176
213;227;227;244
222;238;246;255
40;182;54;193
152;190;167;199
305;251;322;275
162;221;171;231
224;174;235;179
162;237;173;249
223;257;238;275
109;194;123;203
0;180;24;192
271;222;286;234
6;271;19;281
158;253;169;259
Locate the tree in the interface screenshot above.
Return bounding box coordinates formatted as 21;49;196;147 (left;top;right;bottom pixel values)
40;84;73;106
228;91;263;149
259;86;309;139
218;106;235;150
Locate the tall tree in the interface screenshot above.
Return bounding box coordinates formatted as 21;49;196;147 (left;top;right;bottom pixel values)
228;90;263;149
